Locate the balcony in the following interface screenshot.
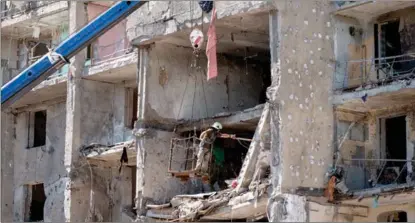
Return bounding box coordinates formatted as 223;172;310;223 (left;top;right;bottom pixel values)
335;54;415;92
1;1;69;38
333;158;415;206
82;40;138;83
333;54;415;113
334;1;415;21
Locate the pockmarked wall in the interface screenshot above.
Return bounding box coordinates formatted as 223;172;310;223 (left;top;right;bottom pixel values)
145;42;263;124
12;102;66;221
269;0;335;191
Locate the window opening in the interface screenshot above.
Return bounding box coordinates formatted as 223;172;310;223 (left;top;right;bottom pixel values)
29;110;47;148
87;44;93;61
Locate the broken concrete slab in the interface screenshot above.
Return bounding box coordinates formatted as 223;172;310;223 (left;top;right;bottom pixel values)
145;182;270;221
200;194;268;221
83;50;138;83
235;103;270;192
176;104;264;133
80;140;136;166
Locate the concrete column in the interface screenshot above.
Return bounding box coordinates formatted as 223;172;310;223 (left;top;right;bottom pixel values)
60;1;89;222
135;46;149;215
406;112;414;182
1;112;15;222
268;0;335;221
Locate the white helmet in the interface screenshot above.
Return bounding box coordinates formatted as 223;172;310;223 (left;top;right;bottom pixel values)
212;122;222;130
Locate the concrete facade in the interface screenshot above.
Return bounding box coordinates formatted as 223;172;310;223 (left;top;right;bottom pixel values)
2;0;415;222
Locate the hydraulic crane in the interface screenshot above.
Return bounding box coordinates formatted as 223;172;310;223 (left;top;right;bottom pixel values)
1;1;146;110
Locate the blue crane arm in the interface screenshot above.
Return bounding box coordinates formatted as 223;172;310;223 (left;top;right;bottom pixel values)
1;1;145;109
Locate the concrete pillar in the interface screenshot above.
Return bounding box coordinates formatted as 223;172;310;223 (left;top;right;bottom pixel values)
1;112;15;222
135;47;149;215
267;0;335;221
406;112;414;182
59;1;90;222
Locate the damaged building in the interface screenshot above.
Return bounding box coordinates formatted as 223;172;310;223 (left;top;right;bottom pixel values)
1;0;415;222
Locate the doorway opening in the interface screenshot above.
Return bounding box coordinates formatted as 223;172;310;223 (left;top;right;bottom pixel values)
25;183;46;222
380;115;407;184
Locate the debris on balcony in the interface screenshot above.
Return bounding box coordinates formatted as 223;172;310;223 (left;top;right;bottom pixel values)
144;179;270;221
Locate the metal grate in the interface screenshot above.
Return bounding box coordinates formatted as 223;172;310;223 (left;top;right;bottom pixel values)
168;134;213;180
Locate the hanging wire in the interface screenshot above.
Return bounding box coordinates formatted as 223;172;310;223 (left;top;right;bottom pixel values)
191;70;197;120
175;53;192;121
237;139;250;149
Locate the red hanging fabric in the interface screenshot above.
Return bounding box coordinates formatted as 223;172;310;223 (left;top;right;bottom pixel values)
206;7;218;80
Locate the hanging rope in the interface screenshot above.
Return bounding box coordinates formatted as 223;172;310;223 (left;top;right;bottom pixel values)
191;69;197;120
200;68;209;118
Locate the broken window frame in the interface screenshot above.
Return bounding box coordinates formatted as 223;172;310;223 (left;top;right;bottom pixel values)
124;87;138;129
27;110;47;149
374;14;415;80
29;41;50;65
337;120;368;142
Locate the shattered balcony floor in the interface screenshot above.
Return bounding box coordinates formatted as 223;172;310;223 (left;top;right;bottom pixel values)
145;180;270;221
80;140;136;166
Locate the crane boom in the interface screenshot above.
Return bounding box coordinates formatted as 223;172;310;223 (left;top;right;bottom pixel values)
1;1;145;110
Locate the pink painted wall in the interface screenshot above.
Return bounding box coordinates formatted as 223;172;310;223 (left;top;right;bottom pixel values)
87;3;130;63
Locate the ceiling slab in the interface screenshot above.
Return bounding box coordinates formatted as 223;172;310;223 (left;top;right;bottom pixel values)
1;1;69;38
334;1;415;21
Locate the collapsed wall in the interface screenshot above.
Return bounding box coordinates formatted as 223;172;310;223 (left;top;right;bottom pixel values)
134;40;267;216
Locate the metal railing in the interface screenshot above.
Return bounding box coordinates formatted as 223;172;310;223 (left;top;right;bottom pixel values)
335;53;415;91
1;1;61;21
82;39;135;75
338;158;415;191
91;39;133;65
168;135;200;174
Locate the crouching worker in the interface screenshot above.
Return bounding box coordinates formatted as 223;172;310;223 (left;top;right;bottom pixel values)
194;122;223;175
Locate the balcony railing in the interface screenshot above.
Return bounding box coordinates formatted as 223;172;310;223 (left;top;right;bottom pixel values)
90;45;134;66
0;1;60;21
337;158;415;192
83;39;135;74
335;53;415;91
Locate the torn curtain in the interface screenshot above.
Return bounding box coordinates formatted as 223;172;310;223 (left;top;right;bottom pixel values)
206;7;218;80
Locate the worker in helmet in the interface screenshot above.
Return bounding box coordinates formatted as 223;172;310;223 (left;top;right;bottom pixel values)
194;122;223;175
